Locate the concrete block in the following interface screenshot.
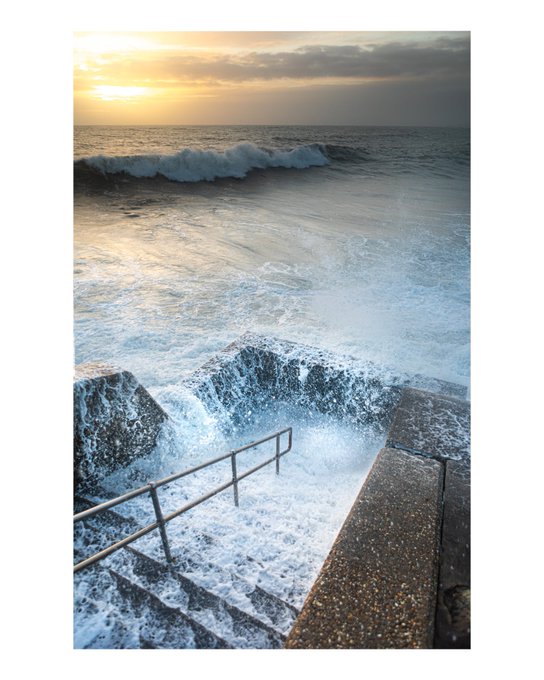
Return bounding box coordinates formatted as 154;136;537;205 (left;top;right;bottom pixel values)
74;362;168;492
285;447;444;648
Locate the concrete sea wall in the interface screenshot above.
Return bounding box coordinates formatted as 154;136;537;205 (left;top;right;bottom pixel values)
184;332;466;431
286;387;470;649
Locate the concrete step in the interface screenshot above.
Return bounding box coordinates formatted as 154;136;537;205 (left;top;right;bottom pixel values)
74;496;295;647
73;496;143;564
74;495;299;637
74;565;219;649
175;524;308;610
77;601;156;649
74;573;139;648
108;568;231;648
172;547;298;635
105;499;301;607
107;546;285;648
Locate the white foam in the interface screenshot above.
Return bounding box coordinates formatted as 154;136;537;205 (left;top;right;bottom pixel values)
84;142;329;183
88;401;383;607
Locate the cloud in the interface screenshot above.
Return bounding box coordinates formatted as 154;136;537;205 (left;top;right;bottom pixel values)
74;33;470;125
241;40;469;80
81;35;470;87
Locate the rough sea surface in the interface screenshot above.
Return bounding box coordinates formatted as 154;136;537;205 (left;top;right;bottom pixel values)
74;125;470;393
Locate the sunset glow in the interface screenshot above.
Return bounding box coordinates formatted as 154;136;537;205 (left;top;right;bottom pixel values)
92;85;151;101
73;31;470;126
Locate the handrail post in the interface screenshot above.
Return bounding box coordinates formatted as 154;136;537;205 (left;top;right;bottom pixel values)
231;451;239;507
275;433;281;475
148;482;174;564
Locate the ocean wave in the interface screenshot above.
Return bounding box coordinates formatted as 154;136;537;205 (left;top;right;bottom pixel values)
75;142;330;184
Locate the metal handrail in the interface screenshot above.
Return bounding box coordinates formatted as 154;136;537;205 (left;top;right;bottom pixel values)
74;427;292;573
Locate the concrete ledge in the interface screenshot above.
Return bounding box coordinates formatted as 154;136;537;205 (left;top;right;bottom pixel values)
386;388;470;462
285;448;444;649
434;456;471;648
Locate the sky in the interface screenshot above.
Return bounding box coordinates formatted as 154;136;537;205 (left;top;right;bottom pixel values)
74;31;470;126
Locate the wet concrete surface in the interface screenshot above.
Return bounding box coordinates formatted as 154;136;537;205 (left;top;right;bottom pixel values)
286;386;470;649
434;456;471;648
285;447;444;648
386;388;470;462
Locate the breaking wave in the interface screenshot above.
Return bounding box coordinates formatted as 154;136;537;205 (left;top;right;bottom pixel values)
75;142;330;184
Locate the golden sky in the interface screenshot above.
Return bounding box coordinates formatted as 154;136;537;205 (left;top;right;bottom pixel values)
74;32;470;125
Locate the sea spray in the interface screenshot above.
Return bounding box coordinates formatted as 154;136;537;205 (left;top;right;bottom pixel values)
80;142;329;183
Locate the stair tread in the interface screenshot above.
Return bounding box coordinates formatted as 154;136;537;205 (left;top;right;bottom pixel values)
74;493;300;647
76;492;298;593
74;565;146;649
75;496;299;622
169;527;303;608
107;546;285;648
170;547;298;633
75;559;231;649
109;568;232;648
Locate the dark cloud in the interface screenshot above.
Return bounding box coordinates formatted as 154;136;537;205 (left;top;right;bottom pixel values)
243;41;468;80
95;36;470;85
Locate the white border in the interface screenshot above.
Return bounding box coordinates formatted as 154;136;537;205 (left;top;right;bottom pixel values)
4;1;542;676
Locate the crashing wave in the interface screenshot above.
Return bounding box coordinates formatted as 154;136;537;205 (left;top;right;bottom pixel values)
182;332;468;434
76;142;329;183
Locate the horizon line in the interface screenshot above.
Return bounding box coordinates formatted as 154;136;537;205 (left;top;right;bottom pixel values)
74;122;471;128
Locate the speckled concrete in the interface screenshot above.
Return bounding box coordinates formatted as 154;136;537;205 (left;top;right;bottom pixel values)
384;387;471;647
285;447;444;649
386;388;470;461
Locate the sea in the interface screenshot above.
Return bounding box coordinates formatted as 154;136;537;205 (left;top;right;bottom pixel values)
74;124;470;392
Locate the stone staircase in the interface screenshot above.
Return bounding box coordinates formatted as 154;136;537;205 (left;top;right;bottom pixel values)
73;496;300;649
74;380;471;649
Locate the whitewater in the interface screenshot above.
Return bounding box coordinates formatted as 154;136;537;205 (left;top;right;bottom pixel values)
74;125;469;647
79;141;329;182
74;125;469;389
